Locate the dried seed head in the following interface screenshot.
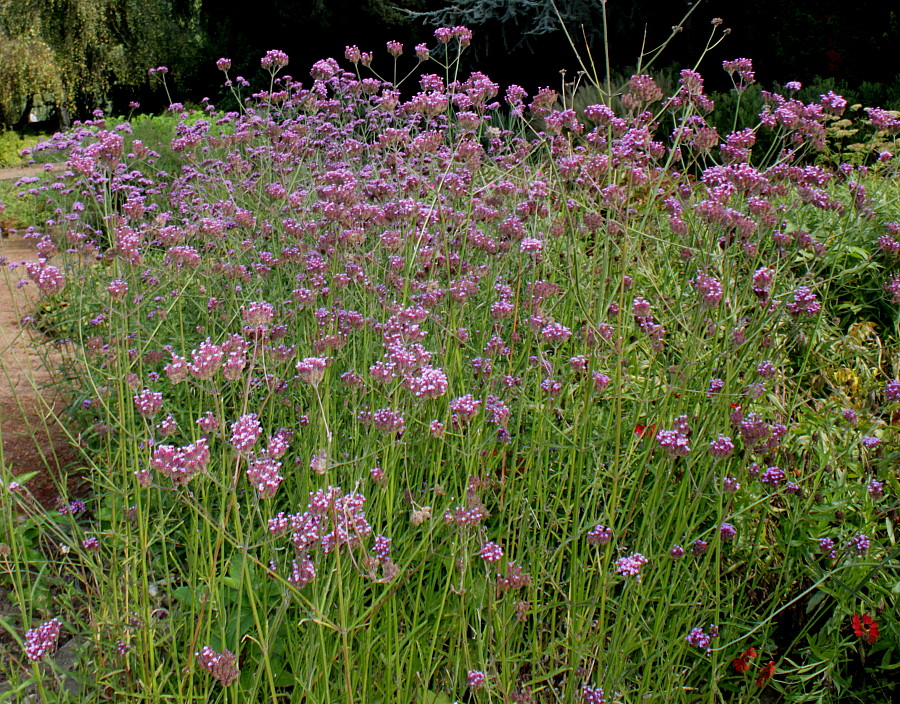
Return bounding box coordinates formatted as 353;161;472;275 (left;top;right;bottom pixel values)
411;506;432;526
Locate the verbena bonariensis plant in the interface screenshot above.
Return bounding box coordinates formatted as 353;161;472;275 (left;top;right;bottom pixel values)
2;26;899;704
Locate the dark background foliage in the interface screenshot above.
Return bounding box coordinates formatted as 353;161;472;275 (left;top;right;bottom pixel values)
1;0;899;123
187;0;900;108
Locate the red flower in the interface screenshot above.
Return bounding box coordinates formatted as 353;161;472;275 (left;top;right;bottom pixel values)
732;646;757;674
852;614;880;643
755;661;775;688
634;423;657;438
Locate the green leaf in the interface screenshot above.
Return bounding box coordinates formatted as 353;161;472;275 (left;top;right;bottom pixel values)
220;554;245;590
9;471;39;484
172;585;197;606
420;690;454;704
273;669;295;687
805;589;829;614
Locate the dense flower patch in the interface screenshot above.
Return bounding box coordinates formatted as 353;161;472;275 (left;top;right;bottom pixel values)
1;26;898;703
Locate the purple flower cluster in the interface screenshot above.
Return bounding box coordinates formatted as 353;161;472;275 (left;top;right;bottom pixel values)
819;537;837;558
708;434;734;459
886;380;900;403
582;685;606;703
496;562;531;591
842;408;859;424
734;411;785;452
760;466;785;486
372;535;391;561
196;646;239;685
230;413;262;453
587;524;613;545
786;286;821;317
296;356;330;386
261;49;289;70
443;504;488;528
133;389;163;417
246;456;283;499
467;670;486;689
723;57;755;85
148;437;210;485
868;479;885;498
752;267;774;302
371;407;405;435
885;275;900;303
58;499;86;515
614;552;648;580
592;372;611;391
757;360;776;378
722;476;741;493
685;624;719;652
25;259;65;296
434;25;472;46
541;321;572;343
656;424;690;458
693;272;723;307
24;618;61;661
289;555;317;588
402;365;449;399
685;626;711;650
269;485;388;585
188;338;224;380
479;541;503;562
849;533;870;556
450;394;481;425
296;487;372;555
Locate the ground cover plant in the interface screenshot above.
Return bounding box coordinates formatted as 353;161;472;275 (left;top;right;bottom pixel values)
1;22;900;703
0;131;43;169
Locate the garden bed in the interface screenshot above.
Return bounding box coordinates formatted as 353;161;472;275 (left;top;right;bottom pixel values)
1;29;898;704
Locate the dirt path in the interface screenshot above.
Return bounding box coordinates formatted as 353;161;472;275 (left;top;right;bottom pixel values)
1;166;81;506
0;165;44;182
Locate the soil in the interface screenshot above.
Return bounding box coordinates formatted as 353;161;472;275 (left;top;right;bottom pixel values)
0;165;82;507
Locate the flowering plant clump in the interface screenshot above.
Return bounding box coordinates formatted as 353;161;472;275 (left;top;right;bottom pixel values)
3;19;899;703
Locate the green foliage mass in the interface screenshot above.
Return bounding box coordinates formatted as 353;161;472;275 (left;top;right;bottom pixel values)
0;36;63;125
0;0;205;125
